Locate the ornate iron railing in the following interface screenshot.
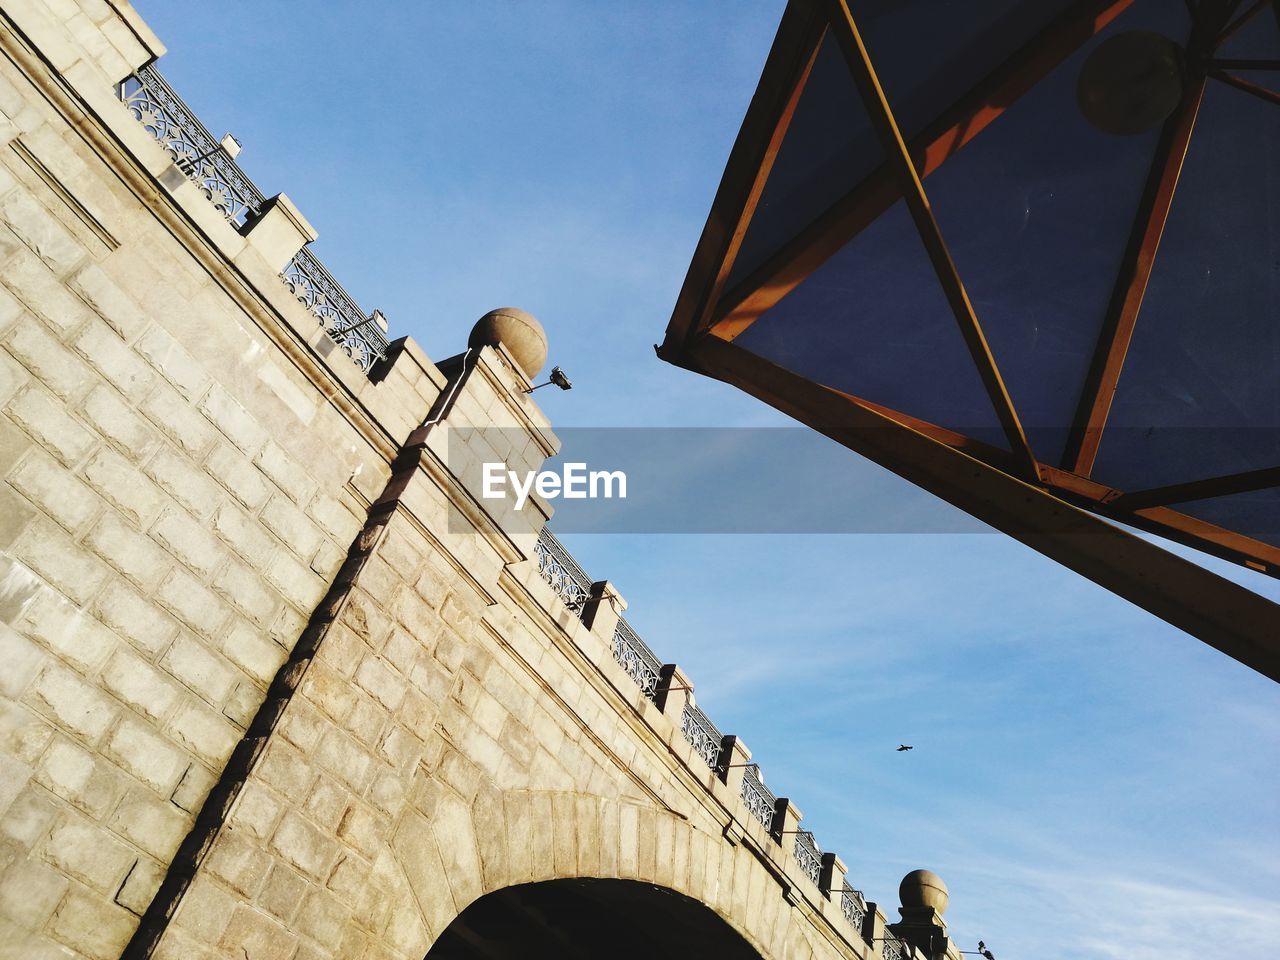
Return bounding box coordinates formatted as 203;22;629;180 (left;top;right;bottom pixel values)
280;248;389;372
118;65;390;376
611;617;662;701
739;765;776;831
534;527;592;614
680;702;722;770
882;933;906;960
119;65;265;226
841;883;868;930
794;831;822;886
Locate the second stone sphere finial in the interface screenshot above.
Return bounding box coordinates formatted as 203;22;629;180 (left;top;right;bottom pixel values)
468;307;548;380
899;869;949;916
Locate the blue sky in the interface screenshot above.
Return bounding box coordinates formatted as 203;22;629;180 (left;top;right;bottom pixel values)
135;3;1280;958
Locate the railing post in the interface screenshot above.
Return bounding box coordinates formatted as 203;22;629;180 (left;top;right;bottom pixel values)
242;195;318;271
863;903;886;954
717;734;751;789
769;797;802;845
582;580;626;638
819;851;848;901
654;663;693;718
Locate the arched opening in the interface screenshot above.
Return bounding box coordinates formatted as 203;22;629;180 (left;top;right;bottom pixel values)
424;878;765;959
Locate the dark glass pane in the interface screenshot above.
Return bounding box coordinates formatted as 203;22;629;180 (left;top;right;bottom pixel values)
1217;4;1280;60
925;0;1190;465
726;33;883;290
735;199;1004;446
1175;488;1280;548
1092;78;1280;491
856;0;1077;139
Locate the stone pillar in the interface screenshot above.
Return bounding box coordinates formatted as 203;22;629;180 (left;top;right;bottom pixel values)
892;869;952;960
819;851;848;901
863;903;886;952
654;663;693;719
769;797;802;845
242;194;317;271
717;734;751;790
582;580;626;638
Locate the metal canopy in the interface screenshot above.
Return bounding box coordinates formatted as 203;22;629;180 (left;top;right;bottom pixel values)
659;0;1280;681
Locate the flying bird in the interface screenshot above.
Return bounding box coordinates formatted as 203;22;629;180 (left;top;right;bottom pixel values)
897;744;913;752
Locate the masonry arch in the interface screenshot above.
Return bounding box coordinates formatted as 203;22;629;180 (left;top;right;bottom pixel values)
393;789;848;960
423;878;764;959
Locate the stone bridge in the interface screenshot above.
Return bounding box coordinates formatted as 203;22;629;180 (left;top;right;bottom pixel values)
0;3;968;959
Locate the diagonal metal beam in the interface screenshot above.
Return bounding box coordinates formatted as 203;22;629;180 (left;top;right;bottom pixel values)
826;0;1040;478
1110;465;1280;510
1216;0;1270;46
709;0;1137;341
1060;74;1208;476
1210;67;1280;104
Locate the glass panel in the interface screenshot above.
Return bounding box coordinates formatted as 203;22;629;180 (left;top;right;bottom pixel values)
856;0;1078;139
925;0;1190;465
1174;489;1280;549
1092;78;1280;491
726;32;884;290
1216;4;1280;60
735;199;1005;446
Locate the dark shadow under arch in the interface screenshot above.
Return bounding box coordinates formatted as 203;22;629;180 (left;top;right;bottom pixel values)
424;878;765;959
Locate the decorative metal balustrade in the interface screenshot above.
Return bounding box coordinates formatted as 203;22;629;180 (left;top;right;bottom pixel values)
739;765;776;831
118;64;390;376
281;249;389;372
534;527;592;614
610;617;662;701
680;701;722;771
840;883;867;930
794;831;822;886
882;933;906;960
119;65;264;226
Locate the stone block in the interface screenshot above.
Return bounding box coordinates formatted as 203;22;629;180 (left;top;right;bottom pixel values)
205;830;272;899
0;621;44;699
91;579;177;656
169;761;215;814
6;316;93;399
100;647;179;721
313;728;372;791
102;717;187;795
263;549;325;612
261;494;323;562
107;787;188;860
33;738;120;819
41;818;135;893
254;441;313;504
4;252;91;334
27;663;116;744
84;511;170;592
228;781;283;841
5;385;94;465
0;190;85;276
219;619;287;687
70;322;153;396
353;656;405;712
0;852;68;930
308;493;360;544
161;634;239;706
217;903;298;960
211;500;275;565
114;855;165;915
81;384;158;461
270;810;337;881
8;448;100;534
18;520;109;605
47;885;137;959
156;568;232;639
199;385;268;455
80;447;163;526
142;446;222;521
138;381;216;457
242;193;316;272
204;441;270;512
0;346;30;410
151;505;226;579
67;262;146;341
167;698;239;768
132;325;209;401
256;741;315;803
257;862;308;923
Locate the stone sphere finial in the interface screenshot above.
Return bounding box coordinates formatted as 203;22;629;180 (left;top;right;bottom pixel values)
468;307;548;379
899;869;949;916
